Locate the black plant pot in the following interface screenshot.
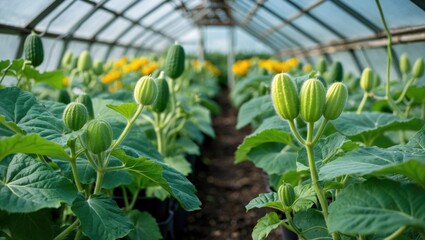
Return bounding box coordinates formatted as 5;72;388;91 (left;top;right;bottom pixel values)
114;195;176;239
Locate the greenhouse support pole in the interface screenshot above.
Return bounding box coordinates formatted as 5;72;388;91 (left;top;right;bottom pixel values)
227;26;235;89
197;27;205;63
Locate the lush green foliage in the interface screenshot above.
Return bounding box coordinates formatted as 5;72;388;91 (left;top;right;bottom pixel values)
233;4;425;238
0;36;221;239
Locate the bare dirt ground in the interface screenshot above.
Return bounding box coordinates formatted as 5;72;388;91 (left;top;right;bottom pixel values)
185;88;283;240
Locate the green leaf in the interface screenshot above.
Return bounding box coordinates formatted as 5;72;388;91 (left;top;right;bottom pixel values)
246;192;282;211
292;184;316;212
107;102;138;120
0;154;77;213
189;105;215;138
332;112;423;145
34;70;64;89
407;126;425;149
127;210;162;240
176;137;200;155
235;117;292;163
328;179;425;235
237;95;274;129
112;149;201;211
0;115;24;135
252;212;283;240
164;155;192;176
247;142;297;175
319;146;425;186
293;209;330;240
0;87;66;144
0;210;53;240
297;133;358;167
72;194;133;240
0;134;69;161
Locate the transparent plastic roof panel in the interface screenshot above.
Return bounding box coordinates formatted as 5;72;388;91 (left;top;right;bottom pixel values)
73;9;114;39
118;26;145;45
36;0;93;35
104;0;135;13
97;18;132;42
140;3;174;26
125;0;163;21
0;33;20;60
309;1;375;38
343;0;425;29
90;43;110;61
0;0;53;28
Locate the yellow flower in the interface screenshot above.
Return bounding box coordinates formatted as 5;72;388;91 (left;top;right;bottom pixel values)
62;77;69;86
303;64;312;73
141;62;159;75
232;59;252;76
286;58;299;68
101;70;121;84
108;81;123;93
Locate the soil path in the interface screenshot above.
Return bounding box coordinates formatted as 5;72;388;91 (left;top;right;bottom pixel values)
185;88;282;240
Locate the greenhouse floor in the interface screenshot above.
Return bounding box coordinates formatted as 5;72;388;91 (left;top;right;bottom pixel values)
185;88;283;240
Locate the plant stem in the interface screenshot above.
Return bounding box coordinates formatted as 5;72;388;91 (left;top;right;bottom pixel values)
288;119;306;145
74;229;81;240
312;119;328;145
284;212;306;239
154;113;166;156
70;159;83;192
122;186;130;208
0;63;13;85
357;92;369;114
306;122;339;240
54;219;80;240
110;104;144;150
395;77;416;104
69;139;83;192
384;225;407;240
127;189;140;211
375;0;403;116
93;168;105;195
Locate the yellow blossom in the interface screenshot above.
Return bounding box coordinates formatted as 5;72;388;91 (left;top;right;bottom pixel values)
108;81;123;93
101;70;121;84
62;77;69;86
142;61;159;75
303;64;312;73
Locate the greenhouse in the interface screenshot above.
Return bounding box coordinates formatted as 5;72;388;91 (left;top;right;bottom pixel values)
0;0;424;239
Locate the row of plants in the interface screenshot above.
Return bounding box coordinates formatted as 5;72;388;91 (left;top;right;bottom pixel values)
232;1;425;239
0;31;221;239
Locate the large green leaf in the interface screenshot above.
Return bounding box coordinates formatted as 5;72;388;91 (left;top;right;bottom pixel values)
319;146;425;186
0;134;69;161
237;95;274;129
252;212;283;240
247;142;297;175
107;102;138;120
332;112;423;145
189;105;215;138
293;209;330;240
406;126;425;149
0;210;53;240
297;133;358;167
112;149;201;211
0;87;66;144
72;194;133;240
246;192;282;211
164;155;192;176
235;116;292;163
0;154;77;213
328;179;425;235
127;210;162;240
